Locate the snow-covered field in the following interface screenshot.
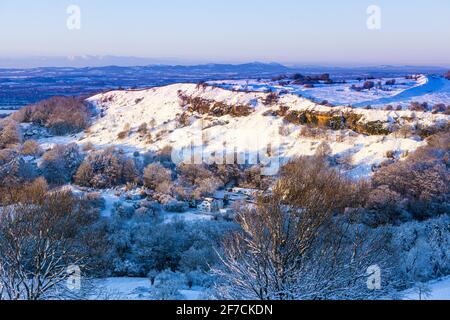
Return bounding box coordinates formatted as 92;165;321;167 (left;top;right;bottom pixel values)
208;75;450;109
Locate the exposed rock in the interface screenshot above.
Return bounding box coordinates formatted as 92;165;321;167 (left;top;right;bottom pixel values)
284;109;392;135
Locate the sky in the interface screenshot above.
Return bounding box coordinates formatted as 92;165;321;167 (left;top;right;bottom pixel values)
0;0;449;66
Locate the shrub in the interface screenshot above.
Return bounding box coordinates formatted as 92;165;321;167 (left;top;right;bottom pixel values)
14;96;91;135
177;164;212;186
144;163;172;191
214;156;391;300
392;216;450;283
74;147;139;188
194;177;222;198
363;81;375;90
372;142;449;221
0;149;38;187
154;145;173;164
262;92;279;106
445;106;450;115
444;71;450;80
117;123;130;140
21;139;42;156
432;103;446;114
315;141;332;159
82;141;95;152
163;200;188;213
239;166;266;189
385;79;396;86
398;125;414;138
0;121;21;149
176;113;192;128
137;123;148;136
410;102;429;112
426;131;450;150
386;150;396;159
123;158;140;185
278;125;291;137
41;143;83;184
177;163;223;199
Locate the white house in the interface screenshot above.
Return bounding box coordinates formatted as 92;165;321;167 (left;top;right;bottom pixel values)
197;197;224;213
231;187;259;197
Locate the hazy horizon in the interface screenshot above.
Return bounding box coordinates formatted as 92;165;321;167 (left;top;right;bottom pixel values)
1;0;449;68
0;55;449;69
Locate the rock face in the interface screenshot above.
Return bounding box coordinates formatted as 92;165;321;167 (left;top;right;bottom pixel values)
283;110;391;135
179;93;254;117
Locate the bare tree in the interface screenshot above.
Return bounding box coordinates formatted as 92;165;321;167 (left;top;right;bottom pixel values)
144;163;172;191
0;120;22;149
214;156;397;300
0;179;105;300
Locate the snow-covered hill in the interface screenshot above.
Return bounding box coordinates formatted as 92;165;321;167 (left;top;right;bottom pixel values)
72;83;450;178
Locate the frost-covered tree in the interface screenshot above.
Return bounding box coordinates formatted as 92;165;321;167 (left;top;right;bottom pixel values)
74;147;139;188
214;156;396;300
315;141;332;159
0;120;21;149
13;96;90;135
372;139;449;221
153;270;185;300
41;143;83;185
0;149;38;187
391;215;450;286
143;163;172;191
0;179;107;300
177;163;223;199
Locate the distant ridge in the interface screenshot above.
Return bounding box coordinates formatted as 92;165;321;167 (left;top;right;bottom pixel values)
0;62;448;109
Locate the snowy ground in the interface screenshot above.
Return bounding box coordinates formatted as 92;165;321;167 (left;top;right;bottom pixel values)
92;275;450;300
403;277;450;300
100;189;121;217
37;133;84;151
163;210;214;224
208;75;450;109
92;277;206;300
0;109;16;115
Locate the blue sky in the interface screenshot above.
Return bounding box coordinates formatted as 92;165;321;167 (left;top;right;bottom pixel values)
0;0;449;66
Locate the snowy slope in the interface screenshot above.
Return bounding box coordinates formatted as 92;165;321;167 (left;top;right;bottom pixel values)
353;75;450;108
209;75;450;109
71;83;450;178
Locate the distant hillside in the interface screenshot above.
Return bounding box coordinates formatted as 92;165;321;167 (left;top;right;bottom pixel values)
1;63;448;110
